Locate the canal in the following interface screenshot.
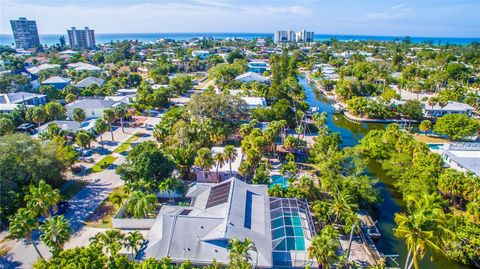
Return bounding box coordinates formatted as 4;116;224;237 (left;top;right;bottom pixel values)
299;76;468;269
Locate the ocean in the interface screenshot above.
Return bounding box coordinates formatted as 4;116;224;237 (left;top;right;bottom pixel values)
0;33;478;46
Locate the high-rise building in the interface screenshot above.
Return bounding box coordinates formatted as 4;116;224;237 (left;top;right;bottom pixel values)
274;29;314;43
10;17;41;49
67;27;96;50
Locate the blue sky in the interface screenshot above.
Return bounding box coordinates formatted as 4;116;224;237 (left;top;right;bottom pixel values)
1;0;479;37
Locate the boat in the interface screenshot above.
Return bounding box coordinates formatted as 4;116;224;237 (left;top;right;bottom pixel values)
357;210;381;240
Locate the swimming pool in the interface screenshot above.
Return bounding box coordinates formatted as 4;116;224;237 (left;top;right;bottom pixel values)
428;143;444;150
270;175;288;188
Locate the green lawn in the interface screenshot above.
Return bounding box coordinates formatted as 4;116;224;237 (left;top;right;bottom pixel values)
91;155;118;173
60;179;88;200
113;133;142;153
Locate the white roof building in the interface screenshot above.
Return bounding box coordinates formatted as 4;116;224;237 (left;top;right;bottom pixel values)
235;72;270;84
423;101;475;117
241;97;267;109
26;63;60;74
197;147;243;182
143;177;316;268
441;143;480;176
67;62;102;72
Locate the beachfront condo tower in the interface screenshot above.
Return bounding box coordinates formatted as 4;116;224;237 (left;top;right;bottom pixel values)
274;29;314;43
67;27;96;50
10;17;41;49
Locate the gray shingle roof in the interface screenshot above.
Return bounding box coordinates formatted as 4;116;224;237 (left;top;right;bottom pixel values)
0;92;46;104
66;99;116;109
75;77;105;88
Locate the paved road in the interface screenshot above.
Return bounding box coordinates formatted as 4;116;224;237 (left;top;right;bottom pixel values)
0;117;159;269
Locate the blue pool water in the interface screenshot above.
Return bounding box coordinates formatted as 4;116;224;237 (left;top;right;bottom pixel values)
428;143;444;150
269;175;288;188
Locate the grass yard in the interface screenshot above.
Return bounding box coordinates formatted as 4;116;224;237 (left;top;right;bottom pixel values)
413;134;450;144
60;179;88;200
91;155;118;173
113;133;142;154
85;186;127;228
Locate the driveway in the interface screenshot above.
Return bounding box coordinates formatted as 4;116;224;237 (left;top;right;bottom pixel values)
0;117;158;269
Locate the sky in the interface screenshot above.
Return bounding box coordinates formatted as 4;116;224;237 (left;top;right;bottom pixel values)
1;0;479;37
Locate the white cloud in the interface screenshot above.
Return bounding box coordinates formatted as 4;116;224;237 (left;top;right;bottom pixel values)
362;4;414;21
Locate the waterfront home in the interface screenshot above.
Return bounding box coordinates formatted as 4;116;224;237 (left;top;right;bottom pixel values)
196;147;242;182
241;97;267;109
422;101;474;118
248;61;269;74
36;120;96;134
67;62;102;72
26;63;60;74
41;76;71;89
235;72;270;84
75;77;105;88
191;50;210;60
141;177;316;268
65;99;117;119
441;143;480;176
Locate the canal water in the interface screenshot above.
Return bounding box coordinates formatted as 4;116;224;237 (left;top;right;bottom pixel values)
299;76;468;269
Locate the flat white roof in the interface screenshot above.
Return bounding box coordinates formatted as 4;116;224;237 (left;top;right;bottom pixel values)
211;147;242;172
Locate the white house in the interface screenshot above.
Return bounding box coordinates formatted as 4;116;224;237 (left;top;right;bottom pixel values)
67;62;102;72
423;101;475;117
235;72;270;84
75;77;105;88
191;50;210;60
241;97;267;109
441;143;480;177
26;63;60;74
141;177;316;268
196;147;242;183
65;99;117;119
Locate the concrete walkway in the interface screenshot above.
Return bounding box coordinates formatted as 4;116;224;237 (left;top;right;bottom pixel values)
0;117;159;269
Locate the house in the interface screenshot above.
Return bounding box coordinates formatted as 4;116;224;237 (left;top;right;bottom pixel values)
41;76;71;89
241;97;267;109
75;77;105;88
191;50;210;60
423;101;475;118
0;91;47;113
67;62;102;72
65;99;117;119
37;120;96;134
235;72;270;84
248;61;269;74
141;177;316;268
196;147;242;182
117;88;138;96
441;143;480;177
26;63;60;74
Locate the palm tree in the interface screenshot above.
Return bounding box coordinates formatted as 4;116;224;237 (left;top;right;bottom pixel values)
109;193;124;209
90;229;126;257
25;180;60;218
72;107;86;125
394;193;450;269
169;146;196;180
94;119;109;148
31;106;47;128
125;191;158;219
194;147;214;182
308;225;339;269
419;120;432;136
114;105;127;133
102;108;116;141
223;145;237;178
213;152;226;182
227;238;257;268
328;192;358;224
39;215;72;256
159;178;183;202
76;131;92;160
9;208;43;259
124;231;144;257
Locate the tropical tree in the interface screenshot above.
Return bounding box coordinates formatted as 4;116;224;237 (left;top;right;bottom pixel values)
90;229;126;257
168;146;196;180
76;131;92;160
72;107;86;125
419;120;432;136
125;191;157;219
328;192;358;224
93;119;109;148
124;231;144;257
39;215;72;256
114;105;127;133
31;106;47;128
213;152;226;182
223;145;237;177
25;180;60;218
9;208;44;258
194;147;214;182
102;108;116;141
308;225;339;269
65;93;77;103
227;238;257;268
0;118;15;136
